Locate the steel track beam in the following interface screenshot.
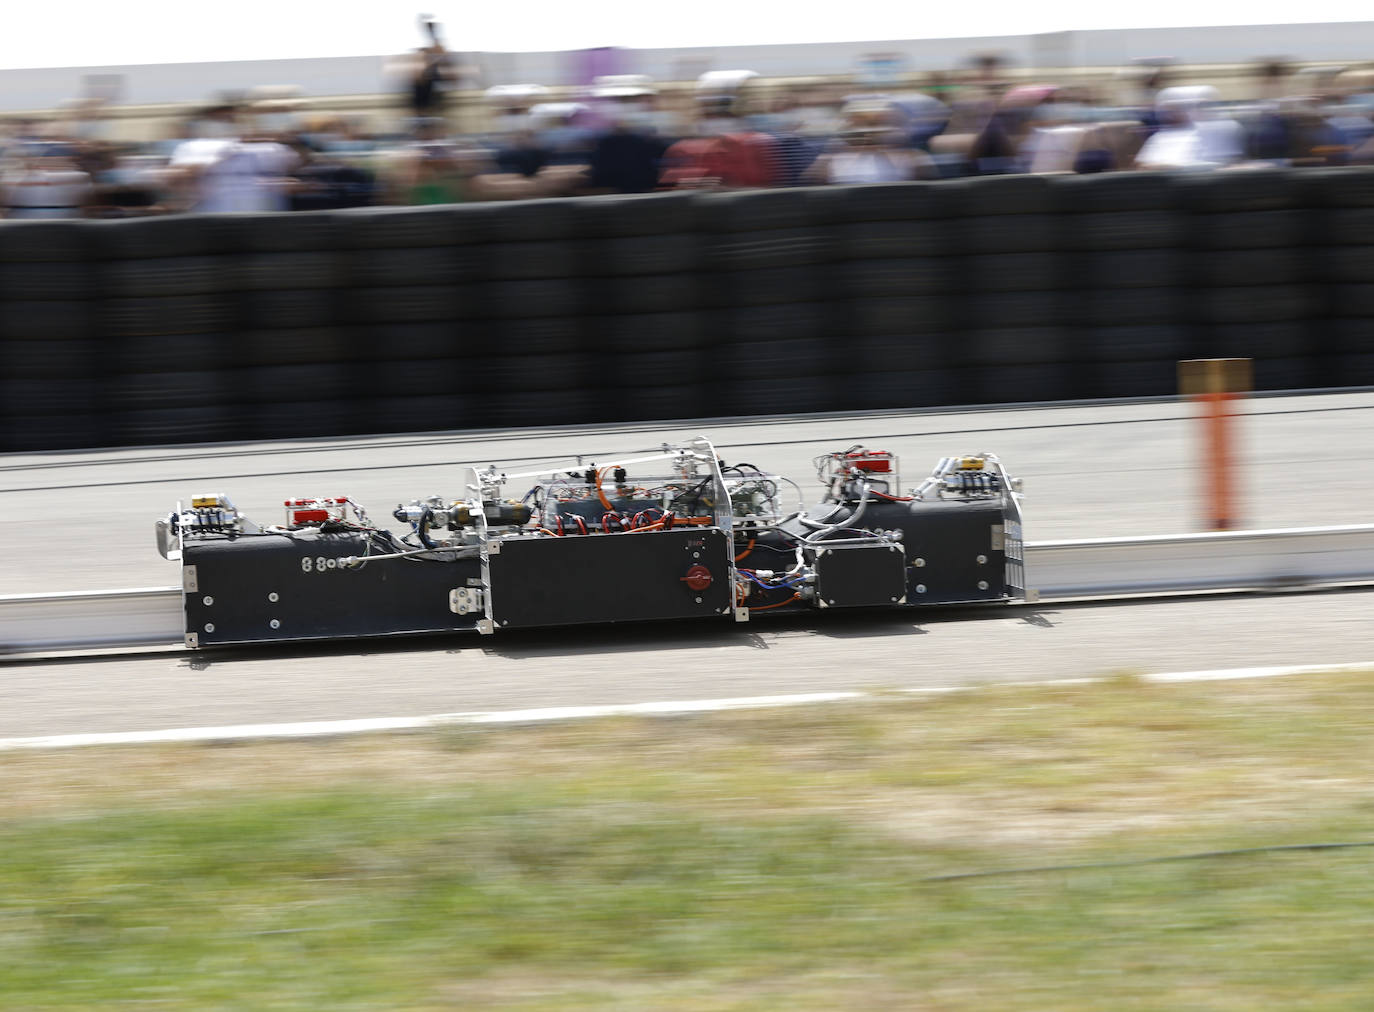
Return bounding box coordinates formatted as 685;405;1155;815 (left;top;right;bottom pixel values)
5;524;1374;655
0;587;184;654
1026;524;1374;600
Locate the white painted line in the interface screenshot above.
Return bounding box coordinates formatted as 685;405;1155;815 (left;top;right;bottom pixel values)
1144;662;1374;683
0;692;864;751
2;662;1369;752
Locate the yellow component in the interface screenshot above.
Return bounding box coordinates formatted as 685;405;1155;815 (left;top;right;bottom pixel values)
958;457;985;471
191;493;224;509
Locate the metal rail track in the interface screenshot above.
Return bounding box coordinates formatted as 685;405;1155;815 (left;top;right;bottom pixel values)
4;524;1374;656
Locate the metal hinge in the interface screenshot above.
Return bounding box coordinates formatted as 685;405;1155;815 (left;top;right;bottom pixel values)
182;566;198;592
449;587;486;616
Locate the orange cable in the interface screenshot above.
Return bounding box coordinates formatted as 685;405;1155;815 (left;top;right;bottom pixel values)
594;465;616;511
747;593;800;612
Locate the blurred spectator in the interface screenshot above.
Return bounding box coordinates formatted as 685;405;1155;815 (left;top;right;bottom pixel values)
928;94;996;176
1255;58;1290;102
749;90;821;185
12;43;1374;217
405;16;456;122
485;84;550;138
300;115;372;155
1135;86;1244;169
788;85;847;140
288;140;376;210
494;129;553;178
967;84;1055;174
83;144;166;217
590;76;671;134
804;98;934;183
1121;60;1173;131
169;102;298;212
386;118;468;204
586;127;665;194
583;77;667;193
660;74;780;189
1015;91;1124;174
894;92;952;151
529;103;595;166
61;96;110;144
1;142;92;218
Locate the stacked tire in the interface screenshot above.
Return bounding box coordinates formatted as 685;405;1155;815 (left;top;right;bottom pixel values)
465;200;603;429
580;192;707;421
0;221;101;450
340;204;483;435
825;182;958;409
10;172;1374;455
97;215;250;446
953;175;1075;404
702;189;838;415
1181;169;1317;391
1309;168;1374;385
1056;172;1191;399
220;211;365;440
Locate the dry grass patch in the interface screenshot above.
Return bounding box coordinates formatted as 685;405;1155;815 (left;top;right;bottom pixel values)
5;669;1374;1009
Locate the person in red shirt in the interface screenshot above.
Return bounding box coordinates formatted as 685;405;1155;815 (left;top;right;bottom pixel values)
659;74;781;190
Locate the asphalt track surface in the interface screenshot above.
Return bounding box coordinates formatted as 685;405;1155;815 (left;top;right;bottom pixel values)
3;391;1374;738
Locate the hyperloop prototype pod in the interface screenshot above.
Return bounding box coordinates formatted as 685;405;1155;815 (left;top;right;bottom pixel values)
155;437;1026;648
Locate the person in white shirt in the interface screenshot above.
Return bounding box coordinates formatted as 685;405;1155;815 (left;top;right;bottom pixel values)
169;103;298;213
805;99;934;184
2;149;91;216
1135;86;1245;170
2;143;92;218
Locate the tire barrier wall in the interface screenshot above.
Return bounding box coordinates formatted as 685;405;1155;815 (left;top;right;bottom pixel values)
1;167;1370;452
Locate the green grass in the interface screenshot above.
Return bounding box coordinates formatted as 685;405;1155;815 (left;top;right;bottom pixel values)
4;671;1374;1009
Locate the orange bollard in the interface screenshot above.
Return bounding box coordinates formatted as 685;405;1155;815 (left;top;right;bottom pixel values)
1201;391;1235;530
1179;359;1252;532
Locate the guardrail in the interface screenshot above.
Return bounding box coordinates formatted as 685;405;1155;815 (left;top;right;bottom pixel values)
5;524;1373;656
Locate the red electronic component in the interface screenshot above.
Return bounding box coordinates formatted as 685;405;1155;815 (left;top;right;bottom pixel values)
680;564;713;592
285;497;350;526
845;450;893;474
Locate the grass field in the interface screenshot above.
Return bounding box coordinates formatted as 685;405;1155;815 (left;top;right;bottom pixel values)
4;671;1374;1010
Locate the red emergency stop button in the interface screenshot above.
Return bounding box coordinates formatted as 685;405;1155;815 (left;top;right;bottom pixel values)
681;564;713;592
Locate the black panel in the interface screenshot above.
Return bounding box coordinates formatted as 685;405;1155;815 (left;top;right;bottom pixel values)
183;534;480;646
489;528;732;629
889;499;1008;604
809;543;908;609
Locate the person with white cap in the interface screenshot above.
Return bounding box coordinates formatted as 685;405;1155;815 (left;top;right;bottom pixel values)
1134;85;1244;169
484;84;551;138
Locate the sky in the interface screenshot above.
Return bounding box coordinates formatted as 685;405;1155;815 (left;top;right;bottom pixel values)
3;0;1374;69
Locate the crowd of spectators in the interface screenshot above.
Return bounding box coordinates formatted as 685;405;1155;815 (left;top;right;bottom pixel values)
7;53;1374;219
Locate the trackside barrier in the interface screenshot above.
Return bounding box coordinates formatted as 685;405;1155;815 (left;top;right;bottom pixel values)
1;167;1371;452
6;525;1374;655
